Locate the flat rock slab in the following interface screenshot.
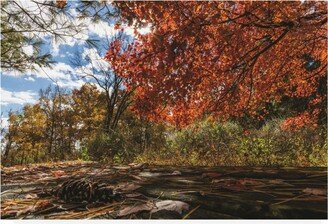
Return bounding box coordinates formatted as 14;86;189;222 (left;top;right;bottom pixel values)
1;162;327;219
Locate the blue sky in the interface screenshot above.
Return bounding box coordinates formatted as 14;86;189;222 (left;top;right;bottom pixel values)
0;1;150;128
1;29;107;124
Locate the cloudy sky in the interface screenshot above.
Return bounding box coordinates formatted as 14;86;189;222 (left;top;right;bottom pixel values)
0;1;150;128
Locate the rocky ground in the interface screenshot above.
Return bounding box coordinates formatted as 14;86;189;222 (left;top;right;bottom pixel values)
1;161;327;219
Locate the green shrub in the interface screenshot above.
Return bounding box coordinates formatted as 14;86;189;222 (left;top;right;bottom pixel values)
136;119;327;167
87;132;124;162
80;146;90;161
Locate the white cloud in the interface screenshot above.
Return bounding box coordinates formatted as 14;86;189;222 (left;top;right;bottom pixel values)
48;18;121;56
49;17;149;56
57;79;86;89
2;61;87;90
0;117;9;130
50;33;87;56
88;19;117;38
29;63;88;89
17;62;73;81
22;45;34;56
24;76;35;82
81;48;109;71
68;7;78;17
2;62;68;80
87;19;148;39
0;87;38;106
1;69;22;77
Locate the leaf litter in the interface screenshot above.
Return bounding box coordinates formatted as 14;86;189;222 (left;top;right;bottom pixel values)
1;161;327;219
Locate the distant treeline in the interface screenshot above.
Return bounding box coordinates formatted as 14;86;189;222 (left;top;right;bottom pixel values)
1;84;327;167
1;84;165;166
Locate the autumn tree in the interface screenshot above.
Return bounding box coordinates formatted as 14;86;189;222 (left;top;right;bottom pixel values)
72;34;136;134
39;86;78;160
108;1;327;128
2;104;47;165
2;83;136;165
71;83;105;143
19;104;48;164
2;111;21;165
2;85;86;165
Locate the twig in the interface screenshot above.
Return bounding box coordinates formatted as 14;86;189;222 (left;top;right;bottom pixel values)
272;194;306;205
183;205;201;219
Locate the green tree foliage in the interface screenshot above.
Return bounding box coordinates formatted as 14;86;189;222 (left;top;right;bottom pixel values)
0;0;81;72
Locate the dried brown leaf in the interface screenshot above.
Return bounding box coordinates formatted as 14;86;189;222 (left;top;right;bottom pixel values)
202;172;222;178
302;188;326;196
117;203;152;217
24;194;38;199
151;200;189;214
52;170;66;177
115;182;141;192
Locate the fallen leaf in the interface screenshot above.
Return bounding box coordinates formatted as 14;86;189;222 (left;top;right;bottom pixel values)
212;178;245;191
202;172;222;178
302;188;326;196
253;168;277;174
129;174;143;180
125;193;142;198
212;178;235;184
172;171;182;176
117;203;152;217
115;182;141;192
113;165;130;170
129;163;149;169
176;179;201;184
138;172;163;177
238;178;264;186
151;200;189;214
25;193;38;199
35;200;53;209
52;170;65;177
16;200;52;217
267;179;293;186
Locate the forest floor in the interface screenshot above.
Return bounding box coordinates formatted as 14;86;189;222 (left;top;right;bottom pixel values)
1;161;327;219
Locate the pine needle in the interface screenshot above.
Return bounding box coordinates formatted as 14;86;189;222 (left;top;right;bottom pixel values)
182;205;200;219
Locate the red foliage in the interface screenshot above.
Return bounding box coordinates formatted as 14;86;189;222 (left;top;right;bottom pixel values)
281;111;319;131
106;1;327;127
56;0;67;9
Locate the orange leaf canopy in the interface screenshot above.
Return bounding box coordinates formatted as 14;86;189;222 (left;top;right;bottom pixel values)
106;1;327;127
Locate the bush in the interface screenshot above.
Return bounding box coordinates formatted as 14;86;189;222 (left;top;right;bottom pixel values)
87;132;125;162
86;115;168;163
80;146;90;161
136;119;327;167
